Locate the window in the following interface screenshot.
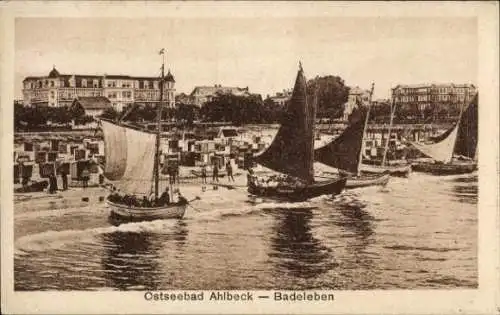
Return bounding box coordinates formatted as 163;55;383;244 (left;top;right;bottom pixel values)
51;81;55;87
82;79;87;88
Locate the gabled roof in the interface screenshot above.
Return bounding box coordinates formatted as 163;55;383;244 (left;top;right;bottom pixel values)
349;86;369;95
48;67;60;78
73;96;111;110
190;85;249;97
165;70;175;82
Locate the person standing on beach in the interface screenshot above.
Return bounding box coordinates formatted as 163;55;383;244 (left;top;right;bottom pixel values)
48;173;58;194
174;164;180;184
226;160;234;182
60;167;68;191
212;162;219;182
81;167;90;189
201;164;207;184
168;164;175;185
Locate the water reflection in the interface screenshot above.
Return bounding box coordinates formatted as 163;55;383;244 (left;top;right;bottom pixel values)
269;208;335;280
100;221;188;290
449;174;478;204
329;198;376;271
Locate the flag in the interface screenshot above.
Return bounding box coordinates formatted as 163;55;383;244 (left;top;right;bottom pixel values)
159;48;165;55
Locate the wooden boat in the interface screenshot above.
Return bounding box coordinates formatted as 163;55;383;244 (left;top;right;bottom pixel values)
411;160;477;175
14;180;49;193
248;62;347;201
344;172;390;189
248;176;347;202
411;94;478;175
314;83;391;189
360;162;411;177
191;169;227;178
107;200;186;220
101;50;188;221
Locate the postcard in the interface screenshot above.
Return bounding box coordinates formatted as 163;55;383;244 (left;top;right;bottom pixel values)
1;1;498;314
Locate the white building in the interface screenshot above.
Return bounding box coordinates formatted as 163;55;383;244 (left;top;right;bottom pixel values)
22;66;176;112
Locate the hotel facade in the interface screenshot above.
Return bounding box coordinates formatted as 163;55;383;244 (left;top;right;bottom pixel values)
22;67;176;112
391;83;477;112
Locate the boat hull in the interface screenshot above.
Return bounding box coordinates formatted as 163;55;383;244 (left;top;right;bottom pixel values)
247;177;347;201
360;163;412;177
14;180;48;193
191;170;227;178
107;200;186;221
411;161;477;175
345;173;390;189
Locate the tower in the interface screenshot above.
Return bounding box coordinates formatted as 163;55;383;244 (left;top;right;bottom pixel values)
164;69;176;108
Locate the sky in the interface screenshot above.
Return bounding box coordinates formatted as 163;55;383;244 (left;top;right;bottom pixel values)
15;17;477;100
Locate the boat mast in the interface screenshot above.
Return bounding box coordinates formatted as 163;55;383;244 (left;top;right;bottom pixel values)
357;82;375;177
381;97;397;166
450;88;468;163
154;49;165;199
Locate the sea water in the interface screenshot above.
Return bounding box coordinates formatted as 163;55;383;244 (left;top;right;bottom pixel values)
14;172;477;290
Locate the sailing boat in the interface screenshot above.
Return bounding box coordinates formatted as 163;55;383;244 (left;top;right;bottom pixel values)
103;50;189;220
314;84;390;189
247;63;347;201
359;98;412;177
411;93;478;175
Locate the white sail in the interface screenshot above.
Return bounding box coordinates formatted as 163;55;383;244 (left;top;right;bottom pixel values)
120;127;157;195
101;120;157;195
411;124;459;163
101;120;127;180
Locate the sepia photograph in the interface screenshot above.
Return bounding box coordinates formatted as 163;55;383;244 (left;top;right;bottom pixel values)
1;1;498;314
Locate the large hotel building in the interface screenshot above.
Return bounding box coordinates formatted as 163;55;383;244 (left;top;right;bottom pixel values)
22;67;176;111
391;83;477;112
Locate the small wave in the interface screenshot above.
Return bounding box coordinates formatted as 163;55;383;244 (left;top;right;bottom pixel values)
15;205;106;220
425;276;477;287
255;201;316;210
15;219;180;254
384;245;461;253
417;257;447;262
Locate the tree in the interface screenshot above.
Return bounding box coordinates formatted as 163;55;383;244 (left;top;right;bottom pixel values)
200;94;269;125
175;103;198;126
48;106;72;125
306;75;350;119
100;107;120;121
74;115;95;125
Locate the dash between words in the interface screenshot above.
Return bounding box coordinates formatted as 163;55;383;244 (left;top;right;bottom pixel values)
144;291;335;302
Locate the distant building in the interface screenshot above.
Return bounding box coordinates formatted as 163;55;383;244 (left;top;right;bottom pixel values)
175;92;195;106
190;85;251;107
268;89;292;106
343;86;372;120
391;83;477;112
22;66;176;112
71;96;112;118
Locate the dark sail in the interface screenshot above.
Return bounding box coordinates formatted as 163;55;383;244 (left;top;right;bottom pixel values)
314;105;369;174
454;93;478;158
254;64;315;184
